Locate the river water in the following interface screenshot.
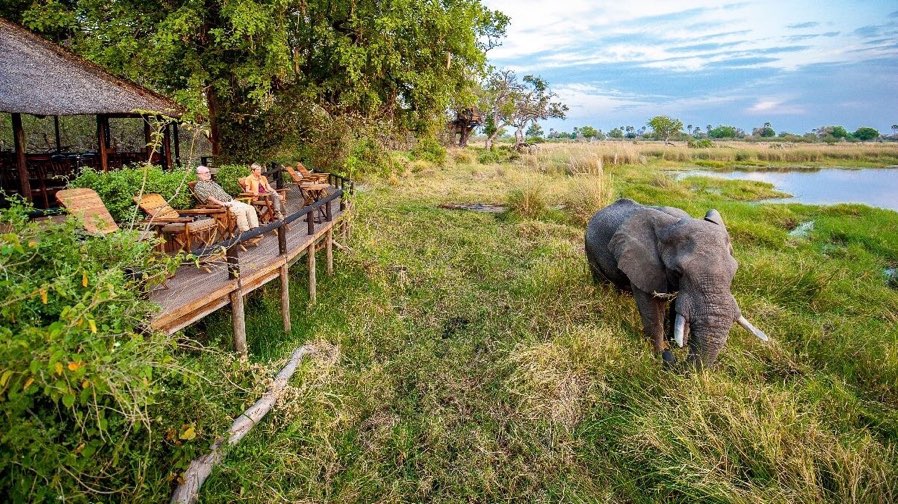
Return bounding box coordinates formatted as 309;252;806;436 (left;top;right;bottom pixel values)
678;168;898;211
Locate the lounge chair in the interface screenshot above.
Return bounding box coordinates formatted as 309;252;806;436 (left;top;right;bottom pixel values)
133;193;224;253
283;165;329;220
295;162;330;184
55;188;125;236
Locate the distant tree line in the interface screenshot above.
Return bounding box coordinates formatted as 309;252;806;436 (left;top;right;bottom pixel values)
523;116;893;144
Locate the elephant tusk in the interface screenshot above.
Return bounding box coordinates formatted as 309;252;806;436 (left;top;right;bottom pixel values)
737;316;769;342
674;314;686;348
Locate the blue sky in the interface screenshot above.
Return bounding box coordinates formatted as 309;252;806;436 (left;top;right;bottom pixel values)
481;0;898;135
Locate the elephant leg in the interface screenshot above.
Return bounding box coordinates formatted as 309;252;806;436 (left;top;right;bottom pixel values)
633;289;669;356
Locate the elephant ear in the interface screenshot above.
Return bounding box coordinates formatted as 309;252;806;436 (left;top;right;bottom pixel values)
609;208;679;294
704;209;725;226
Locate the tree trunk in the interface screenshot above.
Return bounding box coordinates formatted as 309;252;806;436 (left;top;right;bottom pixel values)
207;85;221;157
459;126;473;147
514;127;525;149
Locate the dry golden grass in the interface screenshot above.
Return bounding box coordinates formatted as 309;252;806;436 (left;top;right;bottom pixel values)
527;140;898;168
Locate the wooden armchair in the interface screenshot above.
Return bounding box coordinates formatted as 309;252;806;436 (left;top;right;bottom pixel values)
237;175;288;224
186;181;238;239
295;162;330;184
133;193;224;253
283;165;329;219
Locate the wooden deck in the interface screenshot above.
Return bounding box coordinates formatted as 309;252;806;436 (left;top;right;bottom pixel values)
149;186;346;335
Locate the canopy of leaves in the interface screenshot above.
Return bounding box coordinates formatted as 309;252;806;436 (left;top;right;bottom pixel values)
13;0;508;161
709;125;744;139
647;115;683;142
853;127;880;141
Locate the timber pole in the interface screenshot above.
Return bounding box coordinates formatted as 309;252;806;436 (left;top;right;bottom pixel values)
326;228;334;276
277;222;291;333
227;245;247;357
307;242;317;305
11;113;31;202
96;114;109;172
280;264;291;333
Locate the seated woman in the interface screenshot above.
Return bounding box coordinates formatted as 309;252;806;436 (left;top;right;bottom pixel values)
241;163;286;220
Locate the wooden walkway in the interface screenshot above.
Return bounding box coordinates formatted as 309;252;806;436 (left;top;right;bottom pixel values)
149;185;346;342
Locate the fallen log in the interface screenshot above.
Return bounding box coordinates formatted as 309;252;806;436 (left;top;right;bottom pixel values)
170;344;318;504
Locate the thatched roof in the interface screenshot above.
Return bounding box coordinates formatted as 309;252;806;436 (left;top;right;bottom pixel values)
0;18;182;117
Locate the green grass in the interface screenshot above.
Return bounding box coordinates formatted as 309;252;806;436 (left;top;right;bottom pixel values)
184;149;897;502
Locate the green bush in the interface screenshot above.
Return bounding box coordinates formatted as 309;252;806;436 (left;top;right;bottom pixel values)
214;164;251;195
69;165;196;222
0;201;181;500
687;138;714;148
410;137;447;165
478;148;502;164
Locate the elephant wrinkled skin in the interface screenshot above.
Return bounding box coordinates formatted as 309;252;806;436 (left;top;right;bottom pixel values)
585;199;768;366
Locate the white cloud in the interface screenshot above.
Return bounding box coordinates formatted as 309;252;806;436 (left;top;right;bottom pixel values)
745;99;806;115
483;0;898;73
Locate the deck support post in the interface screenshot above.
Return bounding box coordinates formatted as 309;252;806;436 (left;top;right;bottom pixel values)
11;113;31;202
279;264;291;333
277;224;287;255
96;114;109;172
229;291;247;357
226;244;246;356
326;228;333;276
307;208;314;235
307;242;317;305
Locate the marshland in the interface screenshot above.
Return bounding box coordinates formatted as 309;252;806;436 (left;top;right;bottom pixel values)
3;1;898;501
184;141;898;501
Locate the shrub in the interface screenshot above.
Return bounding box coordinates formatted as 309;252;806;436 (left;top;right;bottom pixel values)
69;165;196;222
688;138;714;148
0;201;181;500
411;136;447;165
478;148;502;164
214;164;251;196
451;149;476;165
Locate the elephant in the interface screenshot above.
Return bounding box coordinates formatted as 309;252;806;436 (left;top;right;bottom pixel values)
585;198;768;366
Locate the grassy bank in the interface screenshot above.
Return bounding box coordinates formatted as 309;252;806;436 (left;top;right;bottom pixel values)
185;148;897;502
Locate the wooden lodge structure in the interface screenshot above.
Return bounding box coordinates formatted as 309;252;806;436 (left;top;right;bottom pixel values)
0;18;184;207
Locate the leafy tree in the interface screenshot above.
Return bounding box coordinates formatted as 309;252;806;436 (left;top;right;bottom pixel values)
525;123;544;140
753;122;776;138
647;116;683;143
508;75;567;149
815;125;850;140
15;0;509;160
852;127;880;141
480;70;567;150
625;126;636;139
579;125;599;141
709;125;743;139
609;127;624;139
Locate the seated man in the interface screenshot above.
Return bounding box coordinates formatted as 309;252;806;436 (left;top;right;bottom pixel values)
242;162;286;220
194;165;260;234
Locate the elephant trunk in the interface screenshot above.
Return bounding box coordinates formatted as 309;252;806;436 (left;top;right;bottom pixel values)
675;291;737;367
